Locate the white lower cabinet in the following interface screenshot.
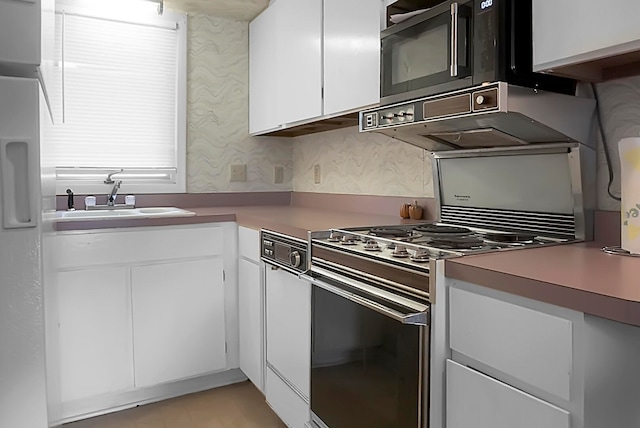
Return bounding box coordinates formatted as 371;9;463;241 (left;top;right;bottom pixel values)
265;266;311;427
447;360;570;428
58;267;134;402
238;257;264;391
131;258;227;387
50;224;236;421
266;367;311;428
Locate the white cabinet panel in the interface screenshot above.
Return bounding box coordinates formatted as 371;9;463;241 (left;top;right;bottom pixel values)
449;287;572;400
239;226;260;262
265;267;311;398
533;0;640;74
0;0;40;67
447;360;570;428
323;0;380;116
266;367;309;428
239;258;263;391
249;3;280;134
276;0;322;125
132;258;226;387
52;226;223;269
58;267;134;402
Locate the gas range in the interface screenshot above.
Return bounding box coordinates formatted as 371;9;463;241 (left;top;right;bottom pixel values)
313;222;572;269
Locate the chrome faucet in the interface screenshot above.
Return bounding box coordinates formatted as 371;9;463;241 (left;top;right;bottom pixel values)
107;180;121;206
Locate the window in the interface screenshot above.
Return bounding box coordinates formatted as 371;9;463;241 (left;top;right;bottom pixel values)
45;0;187;195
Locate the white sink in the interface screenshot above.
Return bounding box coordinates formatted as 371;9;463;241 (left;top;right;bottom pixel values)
54;207;196;222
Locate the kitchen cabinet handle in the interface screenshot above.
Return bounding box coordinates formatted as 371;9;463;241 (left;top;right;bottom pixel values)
300;272;429;326
450;2;459;77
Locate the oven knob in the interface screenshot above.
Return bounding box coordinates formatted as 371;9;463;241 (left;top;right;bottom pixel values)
290;251;302;268
476;95;485;105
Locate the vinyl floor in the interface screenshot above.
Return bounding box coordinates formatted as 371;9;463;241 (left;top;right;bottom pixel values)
63;381;286;428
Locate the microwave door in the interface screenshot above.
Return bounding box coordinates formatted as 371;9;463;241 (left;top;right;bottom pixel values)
380;1;473;105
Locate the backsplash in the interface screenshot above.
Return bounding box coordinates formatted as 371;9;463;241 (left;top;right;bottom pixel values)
592;75;640;211
292;127;433;198
186;14;292;193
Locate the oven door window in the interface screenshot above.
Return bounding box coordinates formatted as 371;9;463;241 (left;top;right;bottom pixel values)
381;5;472;99
311;285;422;428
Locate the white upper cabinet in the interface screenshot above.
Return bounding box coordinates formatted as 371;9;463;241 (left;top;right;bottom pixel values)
0;0;41;68
277;0;322;125
533;0;640;81
249;0;381;135
323;0;380;116
249;3;281;134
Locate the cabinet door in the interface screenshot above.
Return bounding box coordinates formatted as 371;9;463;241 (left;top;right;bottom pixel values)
447;360;570;428
131;258;226;387
532;0;640;74
58;267;134;402
323;0;380;116
265;267;311;398
449;287;573;400
249;3;280;134
276;0;322;125
266;367;310;428
239;258;264;391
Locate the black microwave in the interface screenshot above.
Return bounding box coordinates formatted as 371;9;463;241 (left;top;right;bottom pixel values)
380;0;575;105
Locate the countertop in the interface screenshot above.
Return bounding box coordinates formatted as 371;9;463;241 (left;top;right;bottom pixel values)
53;205;421;240
445;242;640;327
54;204;640;327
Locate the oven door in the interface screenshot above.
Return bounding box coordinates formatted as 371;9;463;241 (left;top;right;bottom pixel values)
301;266;430;428
381;0;473;105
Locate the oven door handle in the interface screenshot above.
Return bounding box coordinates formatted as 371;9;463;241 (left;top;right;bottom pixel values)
300;273;429;326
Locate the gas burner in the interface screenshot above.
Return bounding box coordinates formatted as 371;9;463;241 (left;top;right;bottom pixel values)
410;249;431;263
392;245;410;258
480;233;537;244
327;232;343;242
340;235;360;245
414;225;472;236
369;228;412;238
364;240;382;251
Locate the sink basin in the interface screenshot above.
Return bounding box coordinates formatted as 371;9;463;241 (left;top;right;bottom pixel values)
55;207;196;222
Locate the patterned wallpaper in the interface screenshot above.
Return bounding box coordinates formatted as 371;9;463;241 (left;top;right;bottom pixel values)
186;14;292;193
292;127;433;198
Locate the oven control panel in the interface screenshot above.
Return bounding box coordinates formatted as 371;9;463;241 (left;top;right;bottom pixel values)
261;231;308;274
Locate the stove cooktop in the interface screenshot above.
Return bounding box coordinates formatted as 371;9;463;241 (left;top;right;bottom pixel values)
313;223;572;269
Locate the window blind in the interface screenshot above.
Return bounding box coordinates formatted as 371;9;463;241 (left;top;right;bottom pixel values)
47;12;179;173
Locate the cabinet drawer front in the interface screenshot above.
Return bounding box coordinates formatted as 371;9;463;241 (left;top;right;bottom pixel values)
52;225;223;269
266;367;310;428
239;226;260;262
449;287;572;400
447;360;570;428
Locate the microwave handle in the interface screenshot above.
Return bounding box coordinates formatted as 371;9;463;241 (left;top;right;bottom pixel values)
450;2;459;77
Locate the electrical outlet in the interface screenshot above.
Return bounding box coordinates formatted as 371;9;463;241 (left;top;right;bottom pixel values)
229;164;247;182
313;164;321;184
274;166;284;184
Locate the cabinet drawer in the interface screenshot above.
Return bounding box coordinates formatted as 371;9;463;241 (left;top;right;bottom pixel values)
447;360;570;428
52;225;223;269
239;226;260;262
449;287;572;400
266;367;309;428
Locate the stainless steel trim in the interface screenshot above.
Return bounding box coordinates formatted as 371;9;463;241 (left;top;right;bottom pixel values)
430;141;574;159
602;246;640;257
312;255;431;298
302;269;429;326
450;2;459;77
261;258;302;276
266;362;309;403
262;229;306;245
